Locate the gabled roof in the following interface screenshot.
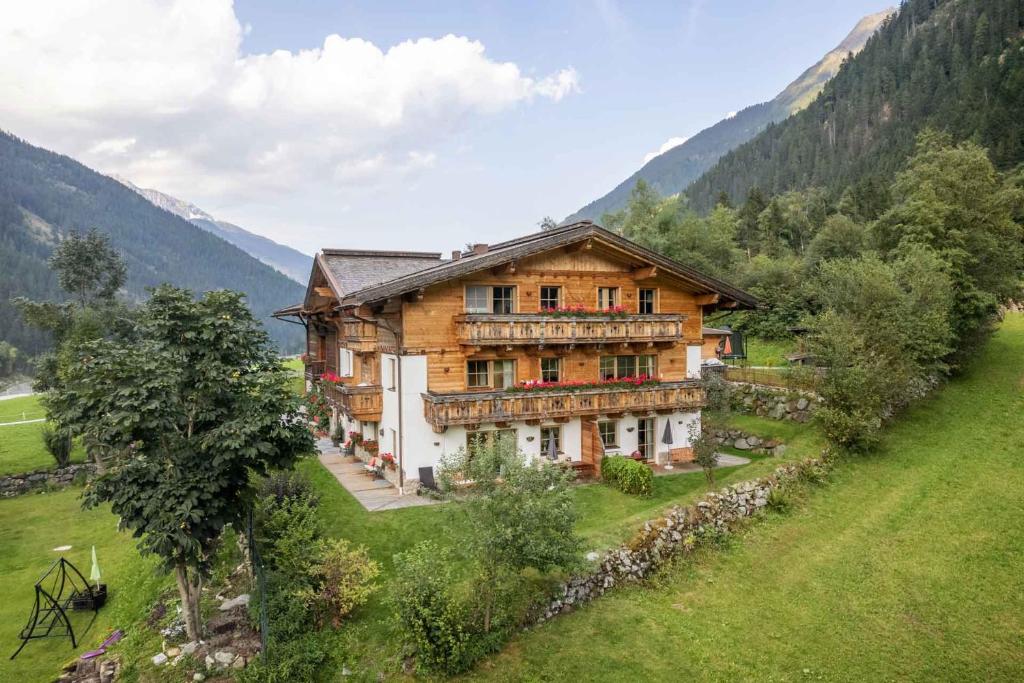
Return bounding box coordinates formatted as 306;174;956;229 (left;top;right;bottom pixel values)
338;221;757;308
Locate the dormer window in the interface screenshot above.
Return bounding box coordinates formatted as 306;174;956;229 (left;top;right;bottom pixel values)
465;285;516;314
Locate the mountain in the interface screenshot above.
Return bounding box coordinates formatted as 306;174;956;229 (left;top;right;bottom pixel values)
685;0;1024;212
566;8;894;223
115;178;312;284
0;130;305;355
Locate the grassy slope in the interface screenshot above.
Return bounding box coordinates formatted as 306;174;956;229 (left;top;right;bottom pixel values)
0;489;164;683
470;315;1024;681
0;396;86;475
742;336;795;367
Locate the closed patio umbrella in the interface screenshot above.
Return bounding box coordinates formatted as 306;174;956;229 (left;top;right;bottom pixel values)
661;419;675;469
547;433;559;461
90;545;101;589
722;335;733;356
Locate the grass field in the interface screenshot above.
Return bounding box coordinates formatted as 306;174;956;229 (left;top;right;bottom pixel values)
282;356;305;396
0;488;165;683
0;396;87;476
742;336;796;367
469;314;1024;681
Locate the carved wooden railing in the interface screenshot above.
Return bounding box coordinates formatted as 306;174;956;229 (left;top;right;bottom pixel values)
322;383;384;422
340;318;378;352
422;380;705;431
455;314;686;346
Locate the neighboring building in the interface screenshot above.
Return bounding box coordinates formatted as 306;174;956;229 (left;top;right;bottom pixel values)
276;221;756;491
701;326;733;361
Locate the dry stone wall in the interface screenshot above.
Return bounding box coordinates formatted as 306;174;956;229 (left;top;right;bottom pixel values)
0;463;95;497
704;426;786;456
536;453;834;622
727;383;822;422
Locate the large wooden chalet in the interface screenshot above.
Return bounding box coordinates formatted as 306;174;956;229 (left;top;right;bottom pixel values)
275;220;756;491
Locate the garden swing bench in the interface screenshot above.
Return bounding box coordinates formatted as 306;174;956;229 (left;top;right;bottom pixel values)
10;557;105;660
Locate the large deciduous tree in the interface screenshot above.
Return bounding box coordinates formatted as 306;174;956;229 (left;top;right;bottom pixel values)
48;286;313;640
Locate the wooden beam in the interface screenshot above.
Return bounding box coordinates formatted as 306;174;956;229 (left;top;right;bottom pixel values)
491;261;517;276
632;265;658;280
719;299;739;309
314;286;334;298
694;293;720;306
564;238;593;253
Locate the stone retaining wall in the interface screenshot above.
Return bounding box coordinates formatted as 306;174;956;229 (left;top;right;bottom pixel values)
705;427;786;456
728;383;822;423
0;463;95;497
536;452;833;623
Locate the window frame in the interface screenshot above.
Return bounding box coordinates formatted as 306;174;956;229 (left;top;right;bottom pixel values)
540;426;562;456
598;420;618;448
539;285;562;311
540;357;561;382
386;357;397;390
597;286;620;310
464;284;517;314
466;358;517;390
339;348;354;378
637;288;658;315
599;354;657;380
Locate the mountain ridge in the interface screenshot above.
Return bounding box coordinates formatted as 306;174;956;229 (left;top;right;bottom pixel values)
565;8;893;223
114;177;313;284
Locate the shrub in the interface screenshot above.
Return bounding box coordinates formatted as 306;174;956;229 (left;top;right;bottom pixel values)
255;490;323;577
303;538;379;628
237;632;335;683
689;421;718;485
41;424;72;468
391;542;475;675
601;456;653;495
259;471;318;507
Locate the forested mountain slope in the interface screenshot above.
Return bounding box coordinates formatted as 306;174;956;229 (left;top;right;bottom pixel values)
566;9;892;223
116;178;312;284
0;131;304;355
685;0;1024;212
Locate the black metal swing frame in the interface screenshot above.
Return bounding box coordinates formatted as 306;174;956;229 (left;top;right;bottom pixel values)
10;557;100;660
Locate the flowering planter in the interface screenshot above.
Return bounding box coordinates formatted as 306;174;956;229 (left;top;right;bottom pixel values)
71;584;107;611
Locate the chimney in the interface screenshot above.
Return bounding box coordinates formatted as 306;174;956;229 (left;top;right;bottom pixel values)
451;250;461;261
472;243;489;256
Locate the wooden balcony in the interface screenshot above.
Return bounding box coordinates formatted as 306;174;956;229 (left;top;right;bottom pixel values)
455;314;686;347
422;380;705;432
340;318;377;352
323;382;383;422
304;359;326;381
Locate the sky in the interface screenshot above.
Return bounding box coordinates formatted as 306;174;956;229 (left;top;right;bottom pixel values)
0;0;890;256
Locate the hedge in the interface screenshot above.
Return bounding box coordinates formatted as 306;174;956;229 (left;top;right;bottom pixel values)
600;456;653;496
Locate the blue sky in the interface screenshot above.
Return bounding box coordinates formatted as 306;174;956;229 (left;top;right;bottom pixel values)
1;1;890;255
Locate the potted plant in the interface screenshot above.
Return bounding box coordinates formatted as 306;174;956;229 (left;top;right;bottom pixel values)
71;583;108;610
380;452;397;471
330;422;345;447
363;439;379;457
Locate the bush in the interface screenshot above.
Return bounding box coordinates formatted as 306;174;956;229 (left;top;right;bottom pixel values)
391;542;476;675
259;471;318;506
237;632;335;683
601;456;653;495
303;538;380;628
41;424;72;468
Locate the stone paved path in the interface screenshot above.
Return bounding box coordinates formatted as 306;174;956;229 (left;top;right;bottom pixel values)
650;452;750;476
316;439;440;512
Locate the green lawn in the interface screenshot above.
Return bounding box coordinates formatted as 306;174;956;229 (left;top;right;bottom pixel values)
0;396;87;476
468;314;1024;681
282;356;305;396
742;336;796;367
0;488;166;683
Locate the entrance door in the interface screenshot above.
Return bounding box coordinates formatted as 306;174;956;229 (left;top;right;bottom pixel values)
637;418;654;461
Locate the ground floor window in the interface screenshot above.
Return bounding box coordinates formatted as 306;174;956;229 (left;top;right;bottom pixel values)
637;417;654;460
466;429;516;455
598;420;618;447
540;426;562;457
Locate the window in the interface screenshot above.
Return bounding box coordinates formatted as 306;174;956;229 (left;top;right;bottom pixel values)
385;357;397;390
390;428;398;458
339;348;354;377
597;287;619;310
466;359;516;389
540;427;561;457
600;354;657;380
638;288;657;314
465;285;517;314
540;286;561;311
598;421;618;447
540;357;561;382
466;429;516;456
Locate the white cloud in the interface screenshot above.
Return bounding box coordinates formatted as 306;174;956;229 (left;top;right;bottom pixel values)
642;136;689;164
0;0;579;202
725;111;737;119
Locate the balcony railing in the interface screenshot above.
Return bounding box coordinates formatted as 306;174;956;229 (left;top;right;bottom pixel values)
340;318;377;352
422;380;705;431
455;314;686;346
323;382;384;422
